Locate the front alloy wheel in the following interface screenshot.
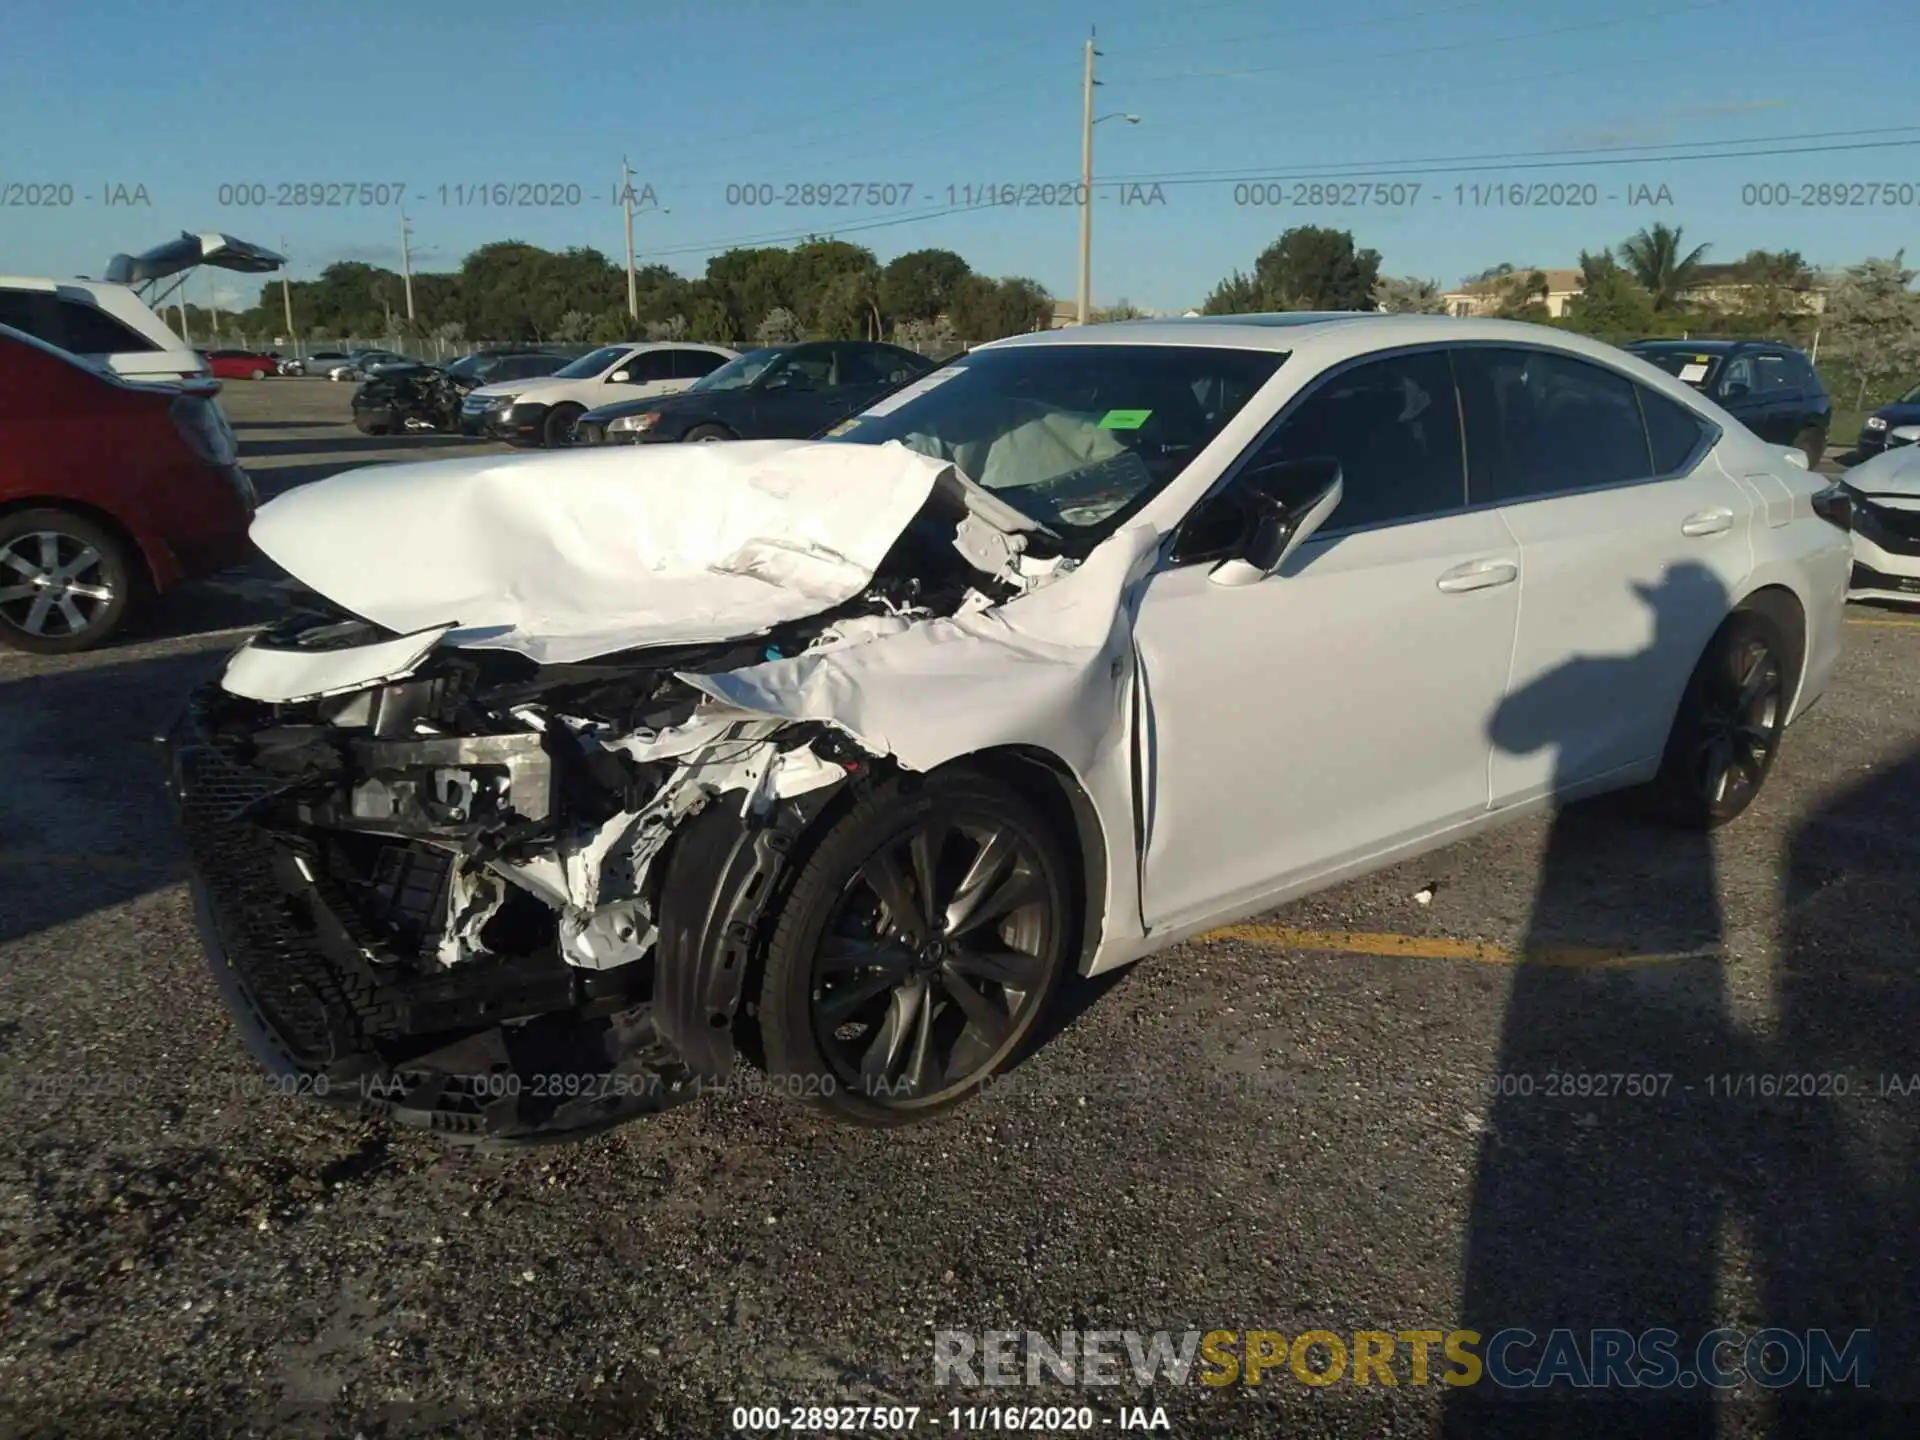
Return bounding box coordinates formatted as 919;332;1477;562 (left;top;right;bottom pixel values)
759;771;1072;1123
0;510;135;654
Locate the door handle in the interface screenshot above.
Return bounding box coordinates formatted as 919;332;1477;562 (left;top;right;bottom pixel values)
1681;508;1734;537
1435;559;1518;593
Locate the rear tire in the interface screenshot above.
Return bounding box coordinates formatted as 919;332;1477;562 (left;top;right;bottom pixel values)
543;405;584;448
685;424;734;443
249;367;267;380
0;508;138;655
758;769;1073;1126
1796;426;1825;469
1644;606;1793;829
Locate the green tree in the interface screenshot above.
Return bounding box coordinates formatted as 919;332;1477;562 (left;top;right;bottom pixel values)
687;296;736;344
1202;227;1381;313
1560;250;1656;339
949;275;1051;340
786;239;879;335
1616;223;1710;312
1492;268;1550;322
1094;299;1148;322
1821;253;1920;409
1252;227;1382;310
704;247;795;337
1201;270;1261;315
1372;276;1448;313
754;306;804;345
878;249;972;325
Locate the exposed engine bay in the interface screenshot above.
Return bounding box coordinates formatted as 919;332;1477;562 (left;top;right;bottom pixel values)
169;439;1095;1144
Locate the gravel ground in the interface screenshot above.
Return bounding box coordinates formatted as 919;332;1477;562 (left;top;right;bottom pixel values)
1;380;1916;1438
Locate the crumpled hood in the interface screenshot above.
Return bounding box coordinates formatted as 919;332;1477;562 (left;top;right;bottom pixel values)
246;439;955;664
1847;445;1920;500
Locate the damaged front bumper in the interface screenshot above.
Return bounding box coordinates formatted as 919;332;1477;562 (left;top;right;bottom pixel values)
165;625;860;1146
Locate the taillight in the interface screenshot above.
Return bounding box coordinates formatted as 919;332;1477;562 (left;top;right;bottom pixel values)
1811;482;1853;531
168;394;237;467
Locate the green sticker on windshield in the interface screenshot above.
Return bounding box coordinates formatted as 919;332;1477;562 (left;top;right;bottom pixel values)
1098;408;1152;429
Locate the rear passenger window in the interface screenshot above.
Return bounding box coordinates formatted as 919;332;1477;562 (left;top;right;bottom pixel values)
1243;349;1466;533
1454;347;1654;503
672;348;727;380
57;300;158;354
1639;387;1713;475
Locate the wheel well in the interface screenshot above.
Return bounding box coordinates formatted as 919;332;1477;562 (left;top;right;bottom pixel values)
0;496;157;594
1737;583;1808;712
942;746;1108;972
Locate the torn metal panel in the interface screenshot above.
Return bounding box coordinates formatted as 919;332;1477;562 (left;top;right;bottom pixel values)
221;623;454;703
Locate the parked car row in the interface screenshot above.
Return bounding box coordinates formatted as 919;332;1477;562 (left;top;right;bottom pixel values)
350;348;573;435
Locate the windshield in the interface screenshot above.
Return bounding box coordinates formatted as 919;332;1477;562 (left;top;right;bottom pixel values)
825;344;1288;545
1635;348;1723;389
444;355;486;378
551;344;631;380
692;348;780;392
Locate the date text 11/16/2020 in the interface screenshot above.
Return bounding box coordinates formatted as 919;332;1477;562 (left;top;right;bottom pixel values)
211;182;663;208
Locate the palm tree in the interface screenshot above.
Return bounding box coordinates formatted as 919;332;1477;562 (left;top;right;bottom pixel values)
1616;224;1710;312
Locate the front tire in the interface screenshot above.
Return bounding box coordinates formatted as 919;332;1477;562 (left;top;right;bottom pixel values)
1645;606;1792;828
684;424;734;443
249;367;267;380
0;508;138;654
759;769;1073;1126
543;404;584;448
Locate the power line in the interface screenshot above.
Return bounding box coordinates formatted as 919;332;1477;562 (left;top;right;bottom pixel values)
1097;126;1920;185
1108;136;1920;189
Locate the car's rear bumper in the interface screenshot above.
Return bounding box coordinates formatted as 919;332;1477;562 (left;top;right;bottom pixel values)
163;700;700;1145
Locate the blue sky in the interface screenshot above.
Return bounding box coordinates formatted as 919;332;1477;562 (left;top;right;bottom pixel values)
1;0;1911;312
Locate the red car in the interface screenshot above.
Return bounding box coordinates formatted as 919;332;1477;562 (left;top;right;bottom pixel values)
0;324;257;653
203;349;279;380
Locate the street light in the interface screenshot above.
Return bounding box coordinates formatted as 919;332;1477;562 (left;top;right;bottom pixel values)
1076;27;1140;326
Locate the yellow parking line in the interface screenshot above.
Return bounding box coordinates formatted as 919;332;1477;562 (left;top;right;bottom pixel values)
1201;923;1712;970
1847;616;1920;629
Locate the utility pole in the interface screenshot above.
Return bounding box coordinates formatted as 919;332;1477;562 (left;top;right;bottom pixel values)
279;236;295;346
399;211;417;322
623;158;638;323
1076;28;1097;326
207;270;220;342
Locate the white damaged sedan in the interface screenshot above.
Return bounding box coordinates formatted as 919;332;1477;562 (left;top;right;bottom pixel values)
168;315;1853;1143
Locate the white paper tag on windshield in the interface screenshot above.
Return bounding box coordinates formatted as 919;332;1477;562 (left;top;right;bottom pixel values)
1678;362;1709;383
858;364;965;417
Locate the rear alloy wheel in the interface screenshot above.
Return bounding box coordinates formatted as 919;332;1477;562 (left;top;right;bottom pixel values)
543;405;584;448
0;509;136;654
685;424;733;443
1647;608;1790;828
759;771;1072;1125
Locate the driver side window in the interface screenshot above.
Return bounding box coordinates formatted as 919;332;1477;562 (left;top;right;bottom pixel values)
1172;350;1465;564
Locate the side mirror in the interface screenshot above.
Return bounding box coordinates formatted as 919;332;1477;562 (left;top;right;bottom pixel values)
610;369;632;383
1204;458;1344;588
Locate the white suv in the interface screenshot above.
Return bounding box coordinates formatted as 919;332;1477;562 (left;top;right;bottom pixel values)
459;341;738;447
0;276;209;382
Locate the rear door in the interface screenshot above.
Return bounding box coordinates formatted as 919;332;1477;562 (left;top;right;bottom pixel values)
1746;348;1808;444
1454;345;1756;806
